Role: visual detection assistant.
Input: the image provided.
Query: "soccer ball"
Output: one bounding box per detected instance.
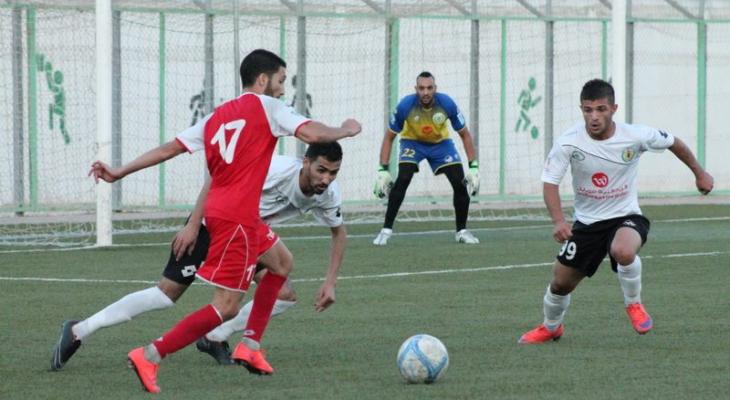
[396,334,449,384]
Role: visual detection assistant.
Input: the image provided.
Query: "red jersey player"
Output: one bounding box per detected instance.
[88,49,360,393]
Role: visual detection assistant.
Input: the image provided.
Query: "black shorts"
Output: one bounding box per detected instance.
[162,219,267,285]
[162,223,210,286]
[555,214,650,277]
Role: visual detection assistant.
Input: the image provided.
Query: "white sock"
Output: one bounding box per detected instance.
[617,255,642,305]
[205,299,296,342]
[73,286,174,342]
[144,343,162,364]
[543,286,570,332]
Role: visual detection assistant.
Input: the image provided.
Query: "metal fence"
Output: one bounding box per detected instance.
[2,1,728,220]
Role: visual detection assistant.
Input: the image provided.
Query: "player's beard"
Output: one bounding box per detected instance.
[264,80,274,97]
[313,184,327,194]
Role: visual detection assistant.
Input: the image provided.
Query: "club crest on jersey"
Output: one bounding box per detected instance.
[622,147,638,162]
[432,112,447,125]
[571,150,585,161]
[591,172,609,188]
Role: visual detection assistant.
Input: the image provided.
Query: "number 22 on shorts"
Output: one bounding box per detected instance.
[559,241,577,260]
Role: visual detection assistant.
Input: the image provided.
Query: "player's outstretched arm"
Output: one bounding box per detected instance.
[295,119,361,144]
[668,137,714,195]
[314,224,347,312]
[89,140,187,183]
[543,182,572,243]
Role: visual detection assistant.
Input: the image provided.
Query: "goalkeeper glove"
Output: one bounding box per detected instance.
[373,165,393,199]
[464,160,480,196]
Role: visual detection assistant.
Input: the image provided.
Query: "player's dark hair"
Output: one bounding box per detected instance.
[305,142,343,163]
[417,71,435,83]
[239,49,286,88]
[580,79,615,104]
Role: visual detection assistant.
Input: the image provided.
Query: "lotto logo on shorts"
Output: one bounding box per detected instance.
[591,172,609,188]
[181,265,197,277]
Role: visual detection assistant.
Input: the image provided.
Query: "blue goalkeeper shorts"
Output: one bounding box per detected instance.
[398,138,462,174]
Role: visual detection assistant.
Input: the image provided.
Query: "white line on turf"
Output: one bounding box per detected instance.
[2,215,727,254]
[0,224,549,254]
[0,250,726,286]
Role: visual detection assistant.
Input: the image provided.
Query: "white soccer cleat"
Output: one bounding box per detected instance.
[455,229,479,244]
[373,228,392,246]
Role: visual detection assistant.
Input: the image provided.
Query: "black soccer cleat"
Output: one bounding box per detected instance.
[50,320,81,371]
[196,337,234,365]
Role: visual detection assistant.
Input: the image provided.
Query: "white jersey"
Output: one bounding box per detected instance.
[260,155,343,228]
[542,122,674,224]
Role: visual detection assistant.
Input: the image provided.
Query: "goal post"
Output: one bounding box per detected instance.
[95,0,113,246]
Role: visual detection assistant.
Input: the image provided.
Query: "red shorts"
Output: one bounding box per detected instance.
[196,217,260,292]
[256,222,279,257]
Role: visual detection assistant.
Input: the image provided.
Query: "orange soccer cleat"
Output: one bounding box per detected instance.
[625,303,653,334]
[127,347,160,394]
[518,324,565,344]
[231,342,274,375]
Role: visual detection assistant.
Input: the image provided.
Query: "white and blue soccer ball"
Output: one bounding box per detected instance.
[396,334,449,384]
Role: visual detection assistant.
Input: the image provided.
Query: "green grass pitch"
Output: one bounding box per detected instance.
[1,204,728,399]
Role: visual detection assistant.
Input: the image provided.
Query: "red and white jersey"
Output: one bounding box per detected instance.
[542,121,675,224]
[176,93,310,224]
[260,155,343,227]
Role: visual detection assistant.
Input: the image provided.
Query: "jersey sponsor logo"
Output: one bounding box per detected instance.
[591,172,609,188]
[421,125,434,135]
[432,112,447,125]
[622,147,637,162]
[571,150,585,161]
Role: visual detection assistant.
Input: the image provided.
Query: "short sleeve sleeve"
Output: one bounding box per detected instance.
[541,141,571,185]
[261,95,311,138]
[439,94,466,131]
[642,126,675,152]
[175,113,211,153]
[388,97,410,133]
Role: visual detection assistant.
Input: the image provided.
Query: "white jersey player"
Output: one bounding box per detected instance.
[53,144,349,369]
[519,79,714,344]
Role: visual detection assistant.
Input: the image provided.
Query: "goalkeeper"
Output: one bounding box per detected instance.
[373,71,480,245]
